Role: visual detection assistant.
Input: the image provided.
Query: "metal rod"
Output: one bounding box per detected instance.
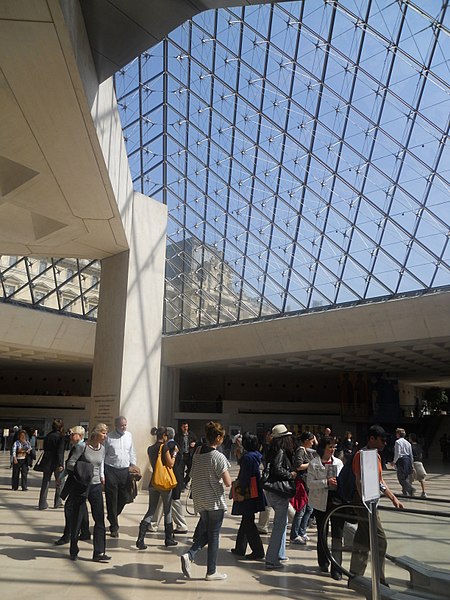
[367,500,381,600]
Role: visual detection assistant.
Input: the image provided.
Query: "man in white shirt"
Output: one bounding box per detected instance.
[104,416,139,537]
[393,428,414,496]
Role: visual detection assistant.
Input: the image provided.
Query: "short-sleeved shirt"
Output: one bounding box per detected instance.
[411,442,423,462]
[190,447,230,512]
[12,440,31,460]
[294,445,314,470]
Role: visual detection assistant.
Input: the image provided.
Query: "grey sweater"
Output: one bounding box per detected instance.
[82,444,105,484]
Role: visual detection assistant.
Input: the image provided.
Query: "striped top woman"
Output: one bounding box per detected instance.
[180,421,231,581]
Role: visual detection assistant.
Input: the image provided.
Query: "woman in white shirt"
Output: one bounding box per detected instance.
[307,436,344,580]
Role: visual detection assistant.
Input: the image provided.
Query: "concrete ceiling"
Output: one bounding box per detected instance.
[80,0,282,82]
[0,294,449,389]
[0,1,281,262]
[162,291,450,387]
[177,341,450,388]
[0,302,95,368]
[0,1,129,259]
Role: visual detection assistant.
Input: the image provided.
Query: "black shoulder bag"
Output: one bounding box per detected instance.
[262,450,296,498]
[73,449,94,487]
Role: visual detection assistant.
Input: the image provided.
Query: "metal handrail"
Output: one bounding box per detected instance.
[321,500,450,580]
[321,503,361,580]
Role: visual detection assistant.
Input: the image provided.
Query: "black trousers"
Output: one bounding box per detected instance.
[105,465,129,532]
[70,483,106,558]
[314,507,344,575]
[62,493,89,540]
[12,460,29,490]
[39,467,62,509]
[234,513,265,557]
[182,453,192,484]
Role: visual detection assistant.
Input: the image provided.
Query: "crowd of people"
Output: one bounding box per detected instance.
[6,418,430,584]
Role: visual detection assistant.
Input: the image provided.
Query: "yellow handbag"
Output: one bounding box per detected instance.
[152,443,177,491]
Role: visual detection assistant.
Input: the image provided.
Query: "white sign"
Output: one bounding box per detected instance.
[361,448,380,503]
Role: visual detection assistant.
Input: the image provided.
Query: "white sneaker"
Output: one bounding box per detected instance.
[302,534,310,541]
[291,536,306,545]
[421,492,428,498]
[181,553,192,578]
[205,572,227,580]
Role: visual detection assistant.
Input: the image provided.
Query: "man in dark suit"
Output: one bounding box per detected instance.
[175,422,197,486]
[38,418,65,510]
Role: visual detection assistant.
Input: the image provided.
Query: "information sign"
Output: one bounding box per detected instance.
[361,448,380,503]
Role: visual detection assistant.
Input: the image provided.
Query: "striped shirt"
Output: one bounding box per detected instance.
[190,448,230,512]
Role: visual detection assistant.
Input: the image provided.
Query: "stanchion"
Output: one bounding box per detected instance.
[366,499,381,600]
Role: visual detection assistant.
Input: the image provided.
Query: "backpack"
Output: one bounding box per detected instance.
[337,454,357,502]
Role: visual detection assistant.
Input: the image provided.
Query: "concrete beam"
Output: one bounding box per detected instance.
[162,291,450,367]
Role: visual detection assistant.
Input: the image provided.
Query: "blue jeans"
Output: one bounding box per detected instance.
[290,503,313,540]
[265,490,289,565]
[188,509,225,575]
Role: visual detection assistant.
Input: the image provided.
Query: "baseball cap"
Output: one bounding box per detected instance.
[271,424,292,438]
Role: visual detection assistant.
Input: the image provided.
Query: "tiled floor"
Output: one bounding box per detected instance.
[1,454,449,598]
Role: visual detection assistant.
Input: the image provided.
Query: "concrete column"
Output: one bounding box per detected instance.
[159,366,180,427]
[91,192,167,470]
[57,3,168,469]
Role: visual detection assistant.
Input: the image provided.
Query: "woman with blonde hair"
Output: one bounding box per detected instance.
[68,422,110,562]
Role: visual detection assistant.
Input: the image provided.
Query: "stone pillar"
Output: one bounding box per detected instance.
[159,366,180,427]
[57,2,168,470]
[91,192,167,471]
